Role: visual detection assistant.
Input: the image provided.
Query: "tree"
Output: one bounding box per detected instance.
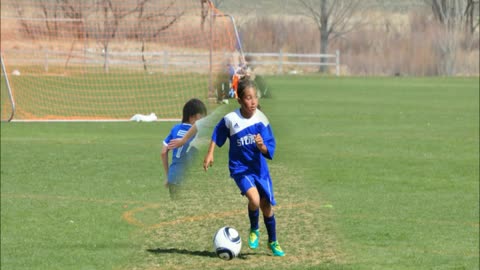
[39,0,59,37]
[200,0,224,31]
[465,0,479,34]
[135,0,184,72]
[57,0,93,69]
[200,0,209,31]
[424,0,477,75]
[298,0,362,73]
[13,2,33,37]
[428,0,479,34]
[94,0,140,73]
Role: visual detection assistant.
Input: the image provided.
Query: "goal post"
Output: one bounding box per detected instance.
[1,51,16,122]
[0,0,241,122]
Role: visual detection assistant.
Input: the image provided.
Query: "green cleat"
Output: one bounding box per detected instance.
[268,241,285,257]
[248,229,259,249]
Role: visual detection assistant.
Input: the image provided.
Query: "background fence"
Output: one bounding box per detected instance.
[246,50,340,76]
[3,49,341,76]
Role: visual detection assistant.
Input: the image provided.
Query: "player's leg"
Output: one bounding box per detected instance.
[260,198,276,244]
[168,184,178,200]
[260,198,285,256]
[256,178,285,257]
[167,164,183,200]
[234,175,261,249]
[244,187,261,249]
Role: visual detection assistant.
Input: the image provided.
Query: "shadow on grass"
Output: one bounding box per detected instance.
[147,248,216,258]
[146,248,259,260]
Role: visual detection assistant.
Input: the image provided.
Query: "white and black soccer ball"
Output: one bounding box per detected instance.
[213,226,242,260]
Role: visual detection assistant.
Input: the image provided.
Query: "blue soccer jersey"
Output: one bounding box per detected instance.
[163,123,197,184]
[163,123,197,162]
[212,109,276,180]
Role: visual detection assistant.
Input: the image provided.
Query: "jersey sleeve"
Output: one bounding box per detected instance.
[211,118,229,147]
[163,127,175,146]
[260,123,276,160]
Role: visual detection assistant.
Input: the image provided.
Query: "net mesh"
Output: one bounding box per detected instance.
[1,0,238,121]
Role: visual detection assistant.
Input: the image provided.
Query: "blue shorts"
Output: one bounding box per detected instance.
[232,174,276,206]
[168,162,187,185]
[167,147,198,185]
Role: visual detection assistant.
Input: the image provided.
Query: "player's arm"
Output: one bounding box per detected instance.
[168,124,198,149]
[161,144,170,187]
[203,140,216,171]
[255,124,276,159]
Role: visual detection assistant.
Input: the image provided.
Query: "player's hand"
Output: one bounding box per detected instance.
[168,138,183,149]
[254,134,264,147]
[203,154,214,171]
[164,180,169,188]
[254,134,268,153]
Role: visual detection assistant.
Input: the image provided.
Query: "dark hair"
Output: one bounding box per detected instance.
[237,77,262,110]
[182,98,207,123]
[237,77,256,99]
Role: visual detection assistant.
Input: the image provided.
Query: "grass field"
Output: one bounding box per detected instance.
[1,76,479,270]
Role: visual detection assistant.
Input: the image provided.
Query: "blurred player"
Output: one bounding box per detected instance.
[161,98,207,199]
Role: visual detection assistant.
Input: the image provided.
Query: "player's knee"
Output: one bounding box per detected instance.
[260,199,272,216]
[248,197,260,210]
[249,203,260,212]
[245,188,260,209]
[248,197,260,209]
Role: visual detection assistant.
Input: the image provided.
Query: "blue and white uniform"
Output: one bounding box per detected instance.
[211,109,277,205]
[163,123,198,185]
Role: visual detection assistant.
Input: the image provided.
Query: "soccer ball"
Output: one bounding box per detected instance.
[213,226,242,260]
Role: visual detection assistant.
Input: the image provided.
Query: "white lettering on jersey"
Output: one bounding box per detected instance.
[237,134,256,147]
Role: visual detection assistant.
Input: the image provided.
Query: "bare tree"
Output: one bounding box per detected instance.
[39,0,59,37]
[298,0,363,72]
[200,0,225,31]
[95,0,141,73]
[135,0,184,72]
[429,0,466,27]
[428,0,479,33]
[200,0,209,31]
[55,0,92,68]
[465,0,479,34]
[13,2,33,38]
[59,0,91,21]
[424,0,474,75]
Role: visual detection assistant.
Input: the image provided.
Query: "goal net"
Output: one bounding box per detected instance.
[1,0,240,121]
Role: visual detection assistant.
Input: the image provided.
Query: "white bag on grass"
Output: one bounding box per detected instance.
[130,113,157,122]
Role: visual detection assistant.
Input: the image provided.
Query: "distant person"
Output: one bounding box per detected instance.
[227,61,238,98]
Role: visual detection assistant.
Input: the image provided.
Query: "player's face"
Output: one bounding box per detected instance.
[238,87,258,118]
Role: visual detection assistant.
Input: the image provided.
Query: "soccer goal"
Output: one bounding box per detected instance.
[0,0,243,122]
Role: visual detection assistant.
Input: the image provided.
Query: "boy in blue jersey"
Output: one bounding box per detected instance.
[203,78,285,257]
[161,98,207,199]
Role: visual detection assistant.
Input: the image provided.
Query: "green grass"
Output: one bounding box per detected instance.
[1,76,479,270]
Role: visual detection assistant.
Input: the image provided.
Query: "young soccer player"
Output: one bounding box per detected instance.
[170,76,284,256]
[161,98,207,199]
[204,77,284,256]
